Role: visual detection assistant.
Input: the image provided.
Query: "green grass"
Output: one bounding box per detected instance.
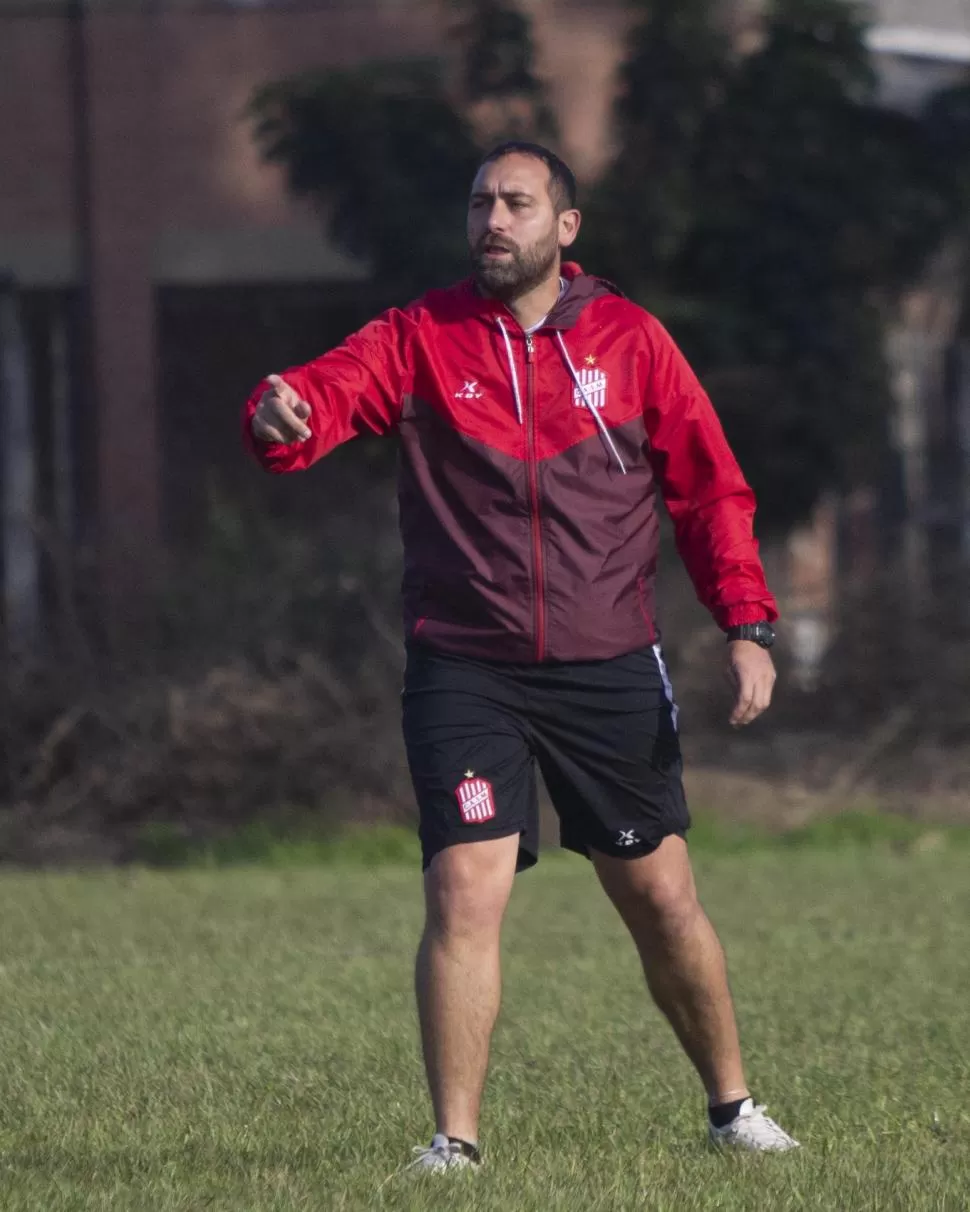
[0,848,968,1209]
[132,811,970,870]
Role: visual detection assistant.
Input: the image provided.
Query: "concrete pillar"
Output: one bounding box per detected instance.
[887,327,930,614]
[785,494,838,692]
[84,7,160,590]
[0,277,41,652]
[957,340,970,561]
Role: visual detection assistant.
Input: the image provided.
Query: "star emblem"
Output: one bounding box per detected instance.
[584,354,597,367]
[464,770,475,779]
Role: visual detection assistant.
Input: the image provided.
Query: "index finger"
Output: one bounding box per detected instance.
[265,373,299,398]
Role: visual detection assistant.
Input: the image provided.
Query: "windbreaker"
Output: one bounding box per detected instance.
[243,262,778,663]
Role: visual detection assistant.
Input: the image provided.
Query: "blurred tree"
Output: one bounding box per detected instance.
[250,60,480,300]
[450,0,557,143]
[924,79,970,216]
[678,0,959,530]
[591,0,962,532]
[582,0,730,305]
[250,2,557,301]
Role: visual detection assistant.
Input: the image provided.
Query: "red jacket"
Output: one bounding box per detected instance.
[243,262,777,663]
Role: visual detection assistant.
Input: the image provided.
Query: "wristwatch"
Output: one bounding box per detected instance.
[725,621,775,649]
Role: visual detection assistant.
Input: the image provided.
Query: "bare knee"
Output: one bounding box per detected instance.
[625,873,699,941]
[424,836,518,942]
[595,838,702,941]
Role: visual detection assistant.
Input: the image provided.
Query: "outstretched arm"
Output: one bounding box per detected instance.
[242,306,417,473]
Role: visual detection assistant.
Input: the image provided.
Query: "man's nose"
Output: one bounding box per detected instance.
[486,203,510,231]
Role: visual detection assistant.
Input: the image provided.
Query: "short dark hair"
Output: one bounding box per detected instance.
[478,141,578,213]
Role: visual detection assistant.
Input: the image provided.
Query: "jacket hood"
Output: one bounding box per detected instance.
[545,262,625,330]
[441,262,624,332]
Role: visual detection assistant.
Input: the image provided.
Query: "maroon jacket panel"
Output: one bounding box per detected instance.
[537,418,660,662]
[398,391,534,660]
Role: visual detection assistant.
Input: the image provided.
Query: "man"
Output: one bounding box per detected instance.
[243,141,798,1167]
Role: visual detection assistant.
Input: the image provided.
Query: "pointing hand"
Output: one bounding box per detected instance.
[251,374,312,444]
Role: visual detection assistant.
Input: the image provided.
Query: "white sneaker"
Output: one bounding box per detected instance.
[709,1099,800,1152]
[404,1133,482,1174]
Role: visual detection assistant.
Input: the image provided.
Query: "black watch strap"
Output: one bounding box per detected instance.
[726,621,775,649]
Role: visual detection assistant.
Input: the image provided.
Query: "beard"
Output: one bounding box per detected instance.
[471,229,560,301]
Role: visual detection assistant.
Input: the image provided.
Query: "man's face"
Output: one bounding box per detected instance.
[467,154,579,300]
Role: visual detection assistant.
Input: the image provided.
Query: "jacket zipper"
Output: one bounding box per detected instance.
[525,333,546,661]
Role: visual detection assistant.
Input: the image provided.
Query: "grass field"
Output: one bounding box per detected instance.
[0,838,968,1210]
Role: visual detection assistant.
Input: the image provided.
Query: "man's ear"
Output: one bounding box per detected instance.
[559,208,581,249]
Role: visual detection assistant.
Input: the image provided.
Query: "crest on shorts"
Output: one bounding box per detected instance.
[573,356,608,411]
[455,773,496,823]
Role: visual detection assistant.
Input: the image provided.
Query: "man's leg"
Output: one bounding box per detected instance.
[416,833,520,1144]
[591,835,747,1105]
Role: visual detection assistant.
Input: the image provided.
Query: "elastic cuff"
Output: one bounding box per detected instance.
[717,603,779,629]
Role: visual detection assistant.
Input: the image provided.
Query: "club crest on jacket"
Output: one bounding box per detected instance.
[573,358,608,411]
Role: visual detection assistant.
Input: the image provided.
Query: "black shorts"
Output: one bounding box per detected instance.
[402,642,690,872]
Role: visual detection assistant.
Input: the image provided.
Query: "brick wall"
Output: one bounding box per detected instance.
[0,0,629,559]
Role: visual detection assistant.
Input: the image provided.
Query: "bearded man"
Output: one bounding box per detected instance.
[244,141,798,1168]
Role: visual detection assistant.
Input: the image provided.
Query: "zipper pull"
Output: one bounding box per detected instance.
[526,335,535,363]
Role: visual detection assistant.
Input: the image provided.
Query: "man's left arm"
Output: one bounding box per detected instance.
[641,315,777,727]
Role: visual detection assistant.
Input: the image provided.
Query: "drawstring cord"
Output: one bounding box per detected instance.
[495,316,524,425]
[555,332,627,474]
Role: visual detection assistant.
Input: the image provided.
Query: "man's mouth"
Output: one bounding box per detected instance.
[480,242,514,258]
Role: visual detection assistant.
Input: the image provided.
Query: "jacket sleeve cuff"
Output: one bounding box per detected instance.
[241,384,303,472]
[717,601,780,630]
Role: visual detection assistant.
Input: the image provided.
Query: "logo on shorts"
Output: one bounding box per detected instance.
[456,772,496,823]
[617,829,641,847]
